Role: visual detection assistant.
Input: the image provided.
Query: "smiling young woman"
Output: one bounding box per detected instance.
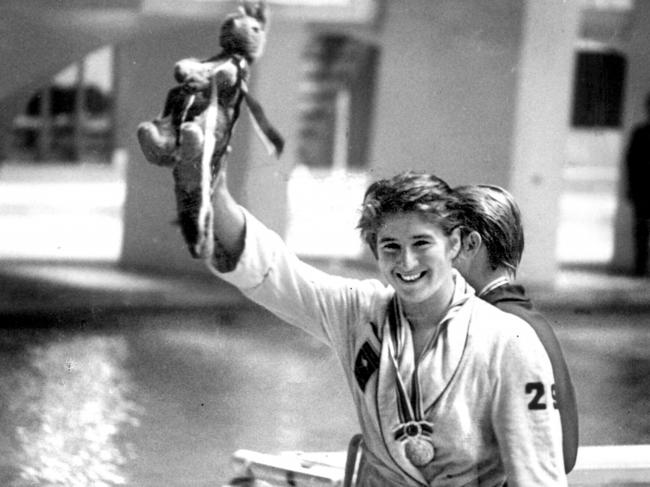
[362,174,464,341]
[376,213,459,311]
[161,149,567,485]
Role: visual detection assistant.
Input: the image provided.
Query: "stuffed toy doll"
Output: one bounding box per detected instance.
[137,0,283,259]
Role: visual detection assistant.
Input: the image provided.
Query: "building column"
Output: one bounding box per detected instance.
[510,0,581,286]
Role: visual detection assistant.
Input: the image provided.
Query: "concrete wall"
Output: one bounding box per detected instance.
[118,21,225,274]
[117,0,581,286]
[339,0,579,286]
[235,20,308,237]
[119,0,529,274]
[510,0,581,284]
[369,0,523,187]
[0,1,630,285]
[0,5,138,101]
[0,6,138,157]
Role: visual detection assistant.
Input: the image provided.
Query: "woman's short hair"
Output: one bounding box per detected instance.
[454,184,524,274]
[357,171,462,257]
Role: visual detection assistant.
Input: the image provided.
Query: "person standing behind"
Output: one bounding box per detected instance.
[452,184,579,473]
[625,93,650,276]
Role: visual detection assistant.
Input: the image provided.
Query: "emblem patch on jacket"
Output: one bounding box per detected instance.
[354,341,380,392]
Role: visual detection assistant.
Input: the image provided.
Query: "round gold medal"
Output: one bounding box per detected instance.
[404,430,435,467]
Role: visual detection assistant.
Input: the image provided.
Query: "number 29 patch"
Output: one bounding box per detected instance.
[525,382,558,410]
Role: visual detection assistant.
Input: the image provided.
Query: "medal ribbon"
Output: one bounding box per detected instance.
[376,271,473,472]
[386,297,439,441]
[386,291,469,441]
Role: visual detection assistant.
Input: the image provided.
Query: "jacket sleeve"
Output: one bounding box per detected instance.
[497,302,579,473]
[491,319,567,486]
[206,207,386,350]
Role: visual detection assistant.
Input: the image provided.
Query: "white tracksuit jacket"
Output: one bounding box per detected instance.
[209,209,566,487]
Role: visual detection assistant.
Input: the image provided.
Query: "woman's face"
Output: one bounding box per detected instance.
[376,212,460,308]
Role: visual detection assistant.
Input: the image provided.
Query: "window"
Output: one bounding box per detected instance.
[297,33,379,169]
[286,33,379,258]
[571,50,626,128]
[9,46,115,163]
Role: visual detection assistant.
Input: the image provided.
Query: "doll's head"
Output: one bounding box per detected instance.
[220,0,268,63]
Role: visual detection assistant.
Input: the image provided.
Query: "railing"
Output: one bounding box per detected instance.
[227,444,650,486]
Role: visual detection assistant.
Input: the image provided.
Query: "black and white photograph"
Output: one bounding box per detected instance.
[0,0,649,485]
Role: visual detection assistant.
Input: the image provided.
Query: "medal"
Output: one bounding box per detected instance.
[405,436,435,467]
[383,291,471,471]
[394,420,435,467]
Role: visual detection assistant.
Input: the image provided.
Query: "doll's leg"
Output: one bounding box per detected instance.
[172,121,214,258]
[137,117,177,167]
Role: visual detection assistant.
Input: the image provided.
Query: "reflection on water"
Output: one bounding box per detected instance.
[0,307,647,486]
[0,330,140,486]
[551,314,650,446]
